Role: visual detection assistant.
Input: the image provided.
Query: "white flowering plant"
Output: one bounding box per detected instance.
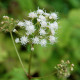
[0,8,74,80]
[13,8,58,47]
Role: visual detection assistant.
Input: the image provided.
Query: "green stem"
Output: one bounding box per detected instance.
[10,31,56,80]
[28,50,33,80]
[32,71,56,79]
[10,31,28,76]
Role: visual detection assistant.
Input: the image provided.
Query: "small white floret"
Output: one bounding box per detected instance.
[29,12,37,18]
[17,21,24,27]
[51,30,55,35]
[49,13,58,20]
[39,28,46,35]
[37,9,44,14]
[53,21,58,29]
[44,12,50,17]
[24,20,33,26]
[49,36,56,44]
[40,21,47,27]
[37,15,46,22]
[15,38,20,43]
[49,21,58,30]
[49,16,53,19]
[39,15,46,21]
[40,39,47,46]
[26,25,36,34]
[3,16,9,19]
[32,37,39,44]
[20,36,28,45]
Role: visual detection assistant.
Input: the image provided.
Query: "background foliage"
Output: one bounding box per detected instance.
[0,0,80,80]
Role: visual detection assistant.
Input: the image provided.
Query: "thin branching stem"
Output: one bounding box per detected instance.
[10,31,28,76]
[32,71,56,79]
[28,50,33,80]
[10,31,56,80]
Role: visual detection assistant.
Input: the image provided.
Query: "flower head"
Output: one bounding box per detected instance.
[37,9,44,14]
[32,37,39,44]
[39,28,46,35]
[14,8,58,47]
[49,36,56,44]
[49,13,58,20]
[40,21,47,27]
[40,39,47,46]
[49,21,58,30]
[20,36,28,45]
[26,25,36,34]
[24,20,33,26]
[17,21,24,27]
[55,60,74,78]
[37,15,46,22]
[44,12,50,17]
[29,12,37,18]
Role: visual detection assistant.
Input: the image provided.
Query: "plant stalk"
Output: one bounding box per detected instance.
[10,31,28,76]
[32,71,56,79]
[28,50,33,80]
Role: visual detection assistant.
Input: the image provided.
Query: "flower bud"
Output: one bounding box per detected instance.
[31,47,34,51]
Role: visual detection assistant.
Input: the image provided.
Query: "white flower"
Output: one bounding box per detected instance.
[40,21,47,27]
[20,36,28,45]
[39,28,46,35]
[15,8,58,46]
[37,18,41,22]
[15,38,19,43]
[24,20,33,26]
[49,15,53,19]
[53,21,58,29]
[3,16,9,19]
[37,15,46,22]
[49,13,58,20]
[32,37,39,44]
[51,30,55,35]
[13,29,16,32]
[44,12,50,17]
[26,33,29,36]
[37,9,44,14]
[48,23,54,29]
[49,21,58,30]
[17,21,24,27]
[39,15,46,21]
[29,12,37,18]
[40,39,47,46]
[49,36,56,44]
[26,25,35,34]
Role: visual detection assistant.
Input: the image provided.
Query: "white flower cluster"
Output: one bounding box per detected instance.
[13,8,58,46]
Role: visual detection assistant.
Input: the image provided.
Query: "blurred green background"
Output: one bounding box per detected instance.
[0,0,80,80]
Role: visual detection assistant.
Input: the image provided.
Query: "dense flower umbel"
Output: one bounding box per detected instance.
[13,8,58,46]
[55,60,74,78]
